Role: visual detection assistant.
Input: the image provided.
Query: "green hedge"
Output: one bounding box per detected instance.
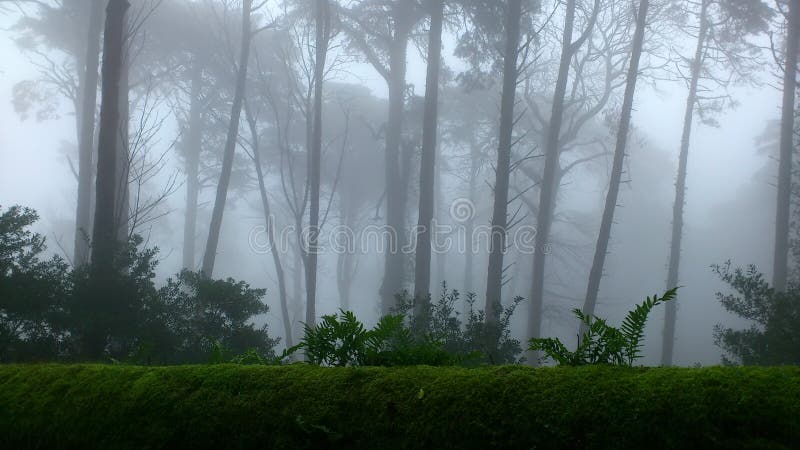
[0,365,797,449]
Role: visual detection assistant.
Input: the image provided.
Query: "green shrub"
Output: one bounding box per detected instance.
[396,284,523,364]
[529,289,677,366]
[713,262,800,365]
[0,364,797,449]
[0,205,278,363]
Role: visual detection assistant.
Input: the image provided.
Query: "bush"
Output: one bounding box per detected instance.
[396,284,524,364]
[0,364,797,449]
[0,205,278,363]
[713,262,800,365]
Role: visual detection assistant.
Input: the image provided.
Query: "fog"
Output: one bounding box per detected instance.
[0,0,789,366]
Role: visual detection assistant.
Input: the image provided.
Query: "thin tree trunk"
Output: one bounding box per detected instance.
[114,22,130,243]
[201,0,253,278]
[434,151,446,292]
[182,61,203,270]
[88,0,129,358]
[662,0,708,366]
[379,4,412,314]
[485,0,523,352]
[528,0,594,363]
[581,0,649,336]
[292,246,303,342]
[74,0,103,267]
[336,200,356,310]
[306,0,330,328]
[463,138,479,297]
[413,0,444,315]
[773,0,800,292]
[246,105,294,349]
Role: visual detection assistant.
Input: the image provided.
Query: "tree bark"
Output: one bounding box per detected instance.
[201,0,253,278]
[336,199,356,310]
[305,0,330,328]
[528,0,598,363]
[379,2,413,314]
[88,0,129,358]
[246,105,294,349]
[463,138,479,298]
[413,0,444,314]
[74,0,104,267]
[182,61,203,270]
[528,0,578,350]
[773,0,800,292]
[114,17,130,243]
[662,0,708,366]
[485,0,523,348]
[581,0,649,336]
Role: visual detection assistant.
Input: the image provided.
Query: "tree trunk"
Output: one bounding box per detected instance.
[379,4,412,315]
[463,138,479,297]
[182,61,203,270]
[201,0,253,278]
[305,0,330,328]
[413,0,444,314]
[523,0,601,365]
[434,149,446,292]
[336,199,356,310]
[773,0,800,292]
[485,0,523,350]
[528,0,579,362]
[74,0,104,267]
[662,0,708,366]
[88,0,129,358]
[581,0,649,336]
[246,105,294,349]
[114,19,130,243]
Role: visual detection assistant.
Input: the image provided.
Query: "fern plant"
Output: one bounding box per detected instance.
[300,310,368,366]
[529,288,678,366]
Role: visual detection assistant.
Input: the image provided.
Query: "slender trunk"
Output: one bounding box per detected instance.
[292,246,303,342]
[413,0,444,315]
[662,0,708,366]
[581,0,649,336]
[528,0,578,361]
[463,138,479,296]
[774,0,800,292]
[74,0,103,267]
[434,151,446,291]
[114,23,130,243]
[88,0,129,358]
[182,61,203,270]
[336,200,356,310]
[306,0,330,328]
[379,4,412,314]
[201,0,253,277]
[485,0,523,352]
[246,106,294,349]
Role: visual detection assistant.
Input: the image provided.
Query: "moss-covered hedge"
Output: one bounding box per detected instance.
[0,364,797,449]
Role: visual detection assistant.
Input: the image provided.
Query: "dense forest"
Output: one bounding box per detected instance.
[0,0,798,369]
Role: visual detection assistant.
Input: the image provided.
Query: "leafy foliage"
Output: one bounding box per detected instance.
[0,206,71,361]
[529,288,678,366]
[296,310,454,367]
[1,365,798,449]
[397,284,524,365]
[0,205,278,364]
[712,261,800,365]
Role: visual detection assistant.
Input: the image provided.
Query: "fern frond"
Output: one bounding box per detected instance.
[620,288,678,364]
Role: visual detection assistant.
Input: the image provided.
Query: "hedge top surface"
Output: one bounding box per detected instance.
[0,364,798,449]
